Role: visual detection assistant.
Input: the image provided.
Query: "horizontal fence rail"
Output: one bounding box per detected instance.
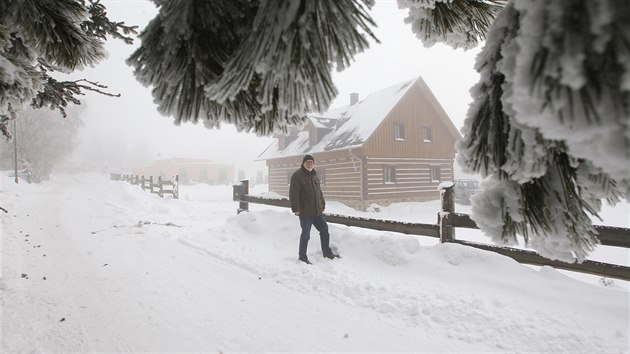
[593,225,630,248]
[233,180,630,281]
[326,214,439,238]
[241,195,440,238]
[450,240,630,281]
[448,213,630,249]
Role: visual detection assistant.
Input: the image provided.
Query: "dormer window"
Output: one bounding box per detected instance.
[308,119,334,146]
[277,128,299,149]
[394,124,405,141]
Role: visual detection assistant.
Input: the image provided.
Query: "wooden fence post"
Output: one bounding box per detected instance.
[158,176,164,197]
[438,183,455,243]
[173,175,179,199]
[234,180,249,214]
[239,180,249,213]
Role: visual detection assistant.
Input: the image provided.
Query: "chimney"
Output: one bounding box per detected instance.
[350,92,359,105]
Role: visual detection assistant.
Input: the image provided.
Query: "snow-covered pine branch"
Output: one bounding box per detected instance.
[127,0,378,135]
[0,0,137,137]
[397,0,506,50]
[32,59,121,118]
[457,0,629,262]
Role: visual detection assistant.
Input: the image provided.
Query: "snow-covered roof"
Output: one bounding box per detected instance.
[258,78,418,160]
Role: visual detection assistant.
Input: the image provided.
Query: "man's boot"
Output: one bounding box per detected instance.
[323,251,340,259]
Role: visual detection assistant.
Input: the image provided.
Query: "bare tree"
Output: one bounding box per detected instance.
[0,105,83,182]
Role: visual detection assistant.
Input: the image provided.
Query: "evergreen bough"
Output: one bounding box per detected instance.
[0,0,137,137]
[127,0,379,135]
[456,0,629,262]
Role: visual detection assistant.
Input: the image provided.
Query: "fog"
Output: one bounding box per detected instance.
[64,0,479,180]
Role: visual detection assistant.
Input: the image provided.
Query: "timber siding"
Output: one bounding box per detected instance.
[365,157,453,203]
[318,157,363,202]
[267,150,365,204]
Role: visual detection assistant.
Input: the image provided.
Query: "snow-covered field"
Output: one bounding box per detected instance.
[1,173,628,353]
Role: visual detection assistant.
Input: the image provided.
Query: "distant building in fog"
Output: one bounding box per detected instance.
[133,158,234,185]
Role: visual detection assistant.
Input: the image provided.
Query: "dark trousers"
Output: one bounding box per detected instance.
[298,214,331,259]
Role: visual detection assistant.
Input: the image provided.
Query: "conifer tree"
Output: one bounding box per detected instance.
[451,0,629,262]
[127,0,380,134]
[0,0,137,137]
[397,0,505,49]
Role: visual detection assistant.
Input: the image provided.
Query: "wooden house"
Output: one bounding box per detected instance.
[133,158,234,185]
[257,77,461,209]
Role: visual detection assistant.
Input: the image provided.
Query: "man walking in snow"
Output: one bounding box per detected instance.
[289,154,339,264]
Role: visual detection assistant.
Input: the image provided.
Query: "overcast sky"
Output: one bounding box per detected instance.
[69,0,480,177]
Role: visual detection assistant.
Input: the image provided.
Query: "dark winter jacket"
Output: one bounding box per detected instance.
[289,166,325,217]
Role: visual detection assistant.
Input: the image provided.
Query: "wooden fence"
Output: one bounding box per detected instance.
[112,174,179,199]
[232,180,630,281]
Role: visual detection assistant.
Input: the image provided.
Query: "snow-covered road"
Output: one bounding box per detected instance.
[2,174,628,353]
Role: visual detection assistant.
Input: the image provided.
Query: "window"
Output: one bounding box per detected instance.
[394,124,405,140]
[430,166,441,182]
[383,166,396,183]
[423,126,432,142]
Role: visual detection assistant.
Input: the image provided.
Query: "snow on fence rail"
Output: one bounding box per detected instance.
[111,173,179,199]
[233,180,630,281]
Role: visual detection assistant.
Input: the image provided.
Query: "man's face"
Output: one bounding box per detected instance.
[303,160,314,171]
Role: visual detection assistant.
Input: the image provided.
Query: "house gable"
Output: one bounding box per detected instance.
[363,77,461,159]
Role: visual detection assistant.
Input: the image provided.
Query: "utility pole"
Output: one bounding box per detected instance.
[12,111,18,184]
